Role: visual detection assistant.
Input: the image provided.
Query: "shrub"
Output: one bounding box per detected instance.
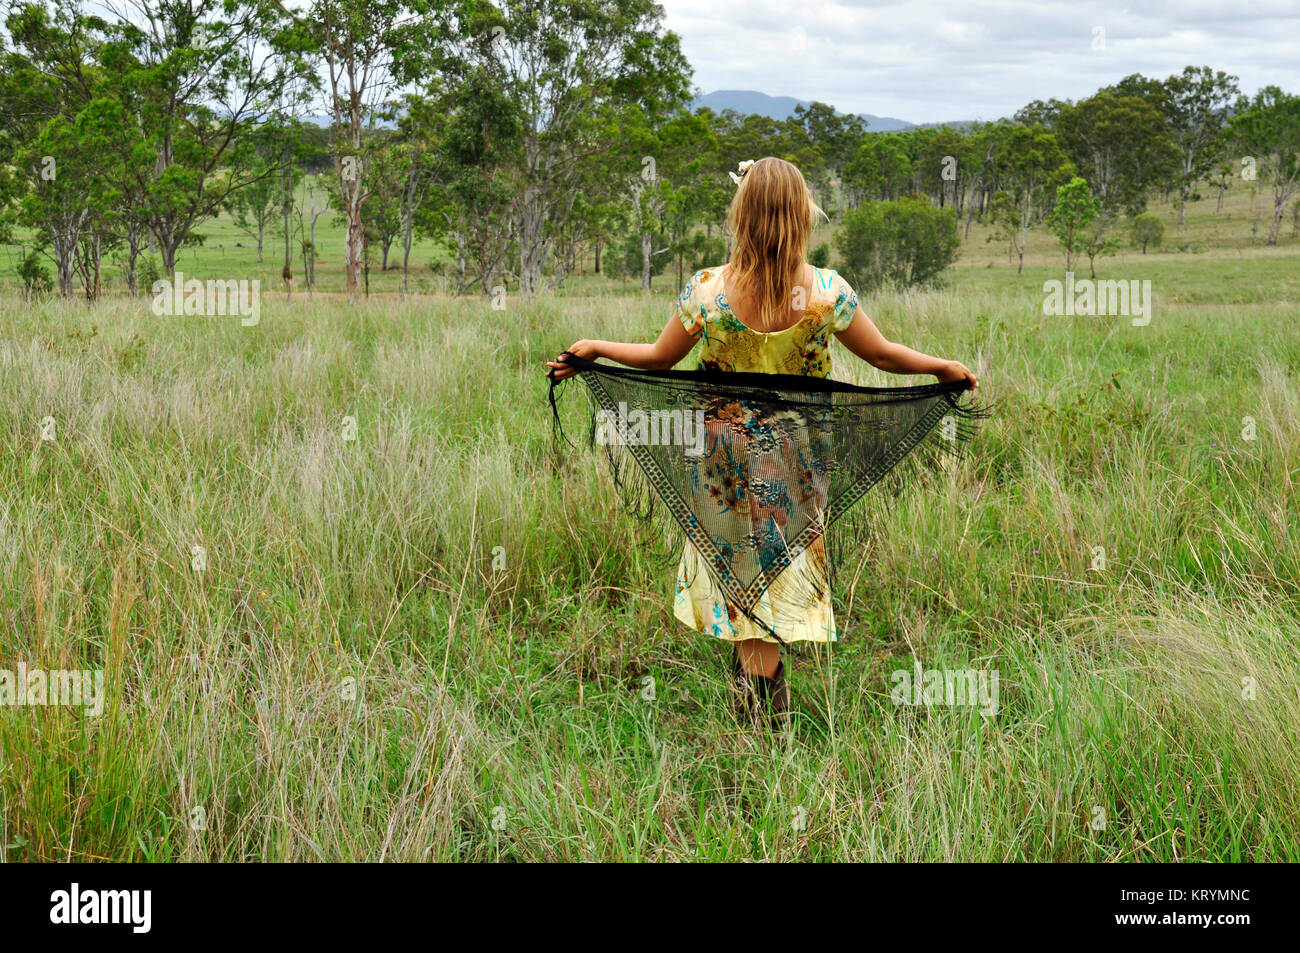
[138,255,163,294]
[1130,213,1164,253]
[808,242,830,269]
[17,250,52,299]
[834,198,959,292]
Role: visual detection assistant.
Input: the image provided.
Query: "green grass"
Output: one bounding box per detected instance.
[1,189,1299,861]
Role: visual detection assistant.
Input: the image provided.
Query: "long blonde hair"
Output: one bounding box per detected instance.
[726,157,828,330]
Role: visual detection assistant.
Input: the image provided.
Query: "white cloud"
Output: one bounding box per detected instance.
[660,0,1300,122]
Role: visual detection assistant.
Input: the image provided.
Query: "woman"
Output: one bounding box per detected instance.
[547,157,977,723]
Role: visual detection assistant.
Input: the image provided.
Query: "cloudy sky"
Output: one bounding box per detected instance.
[660,0,1300,124]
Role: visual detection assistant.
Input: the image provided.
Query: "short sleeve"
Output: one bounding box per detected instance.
[675,271,704,337]
[829,272,859,332]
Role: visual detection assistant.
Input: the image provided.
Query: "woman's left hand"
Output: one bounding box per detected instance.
[935,360,978,390]
[545,340,601,380]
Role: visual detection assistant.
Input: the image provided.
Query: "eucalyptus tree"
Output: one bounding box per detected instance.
[1230,86,1300,246]
[986,123,1073,273]
[1159,67,1240,225]
[286,0,433,298]
[427,67,522,296]
[1055,92,1179,219]
[388,91,441,294]
[96,0,304,275]
[433,0,691,297]
[2,1,105,294]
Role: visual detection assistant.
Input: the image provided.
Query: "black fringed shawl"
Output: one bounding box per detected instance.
[549,353,991,643]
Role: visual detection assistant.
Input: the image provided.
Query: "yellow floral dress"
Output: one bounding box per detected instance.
[671,264,860,644]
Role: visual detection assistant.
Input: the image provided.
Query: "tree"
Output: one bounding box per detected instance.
[1014,98,1069,129]
[294,176,329,291]
[428,67,522,296]
[293,0,431,299]
[915,126,971,209]
[1046,177,1099,272]
[1054,93,1179,276]
[658,112,721,290]
[986,124,1073,273]
[15,114,101,295]
[843,133,913,205]
[435,0,691,296]
[1129,213,1164,253]
[228,151,279,263]
[388,92,441,294]
[1230,86,1300,246]
[1159,66,1239,225]
[793,100,865,211]
[960,122,1014,238]
[614,108,717,291]
[3,1,107,296]
[1056,92,1180,219]
[356,129,406,271]
[96,0,302,275]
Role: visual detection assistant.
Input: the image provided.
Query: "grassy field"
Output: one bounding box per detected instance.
[1,187,1298,861]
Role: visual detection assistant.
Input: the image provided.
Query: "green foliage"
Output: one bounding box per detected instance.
[16,248,52,298]
[683,232,726,272]
[986,124,1076,272]
[835,197,960,291]
[1055,91,1181,217]
[808,242,830,268]
[1046,177,1100,270]
[1229,85,1300,244]
[1130,213,1165,252]
[137,255,163,294]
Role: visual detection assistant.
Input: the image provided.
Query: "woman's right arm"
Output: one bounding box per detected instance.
[834,307,978,388]
[545,315,698,380]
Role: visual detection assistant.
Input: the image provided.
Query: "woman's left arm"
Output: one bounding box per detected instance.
[834,307,978,388]
[545,316,697,380]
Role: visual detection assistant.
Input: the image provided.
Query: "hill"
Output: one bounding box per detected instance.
[691,88,915,131]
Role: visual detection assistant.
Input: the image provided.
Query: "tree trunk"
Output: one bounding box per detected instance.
[54,234,76,297]
[281,160,293,271]
[401,167,418,296]
[309,212,322,287]
[1267,197,1284,246]
[518,181,546,296]
[343,173,363,299]
[126,237,140,296]
[641,231,652,290]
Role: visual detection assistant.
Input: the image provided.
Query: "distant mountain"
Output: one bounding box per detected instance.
[691,89,916,132]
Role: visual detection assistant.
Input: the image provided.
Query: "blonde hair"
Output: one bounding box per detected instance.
[725,157,828,330]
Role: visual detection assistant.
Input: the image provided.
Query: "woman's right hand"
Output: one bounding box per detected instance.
[545,339,601,380]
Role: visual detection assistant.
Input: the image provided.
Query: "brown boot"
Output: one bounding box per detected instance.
[761,660,790,726]
[730,650,789,728]
[730,648,757,721]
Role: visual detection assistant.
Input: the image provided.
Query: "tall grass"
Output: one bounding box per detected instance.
[1,236,1298,861]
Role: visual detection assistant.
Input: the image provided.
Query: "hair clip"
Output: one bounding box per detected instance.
[728,159,756,186]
